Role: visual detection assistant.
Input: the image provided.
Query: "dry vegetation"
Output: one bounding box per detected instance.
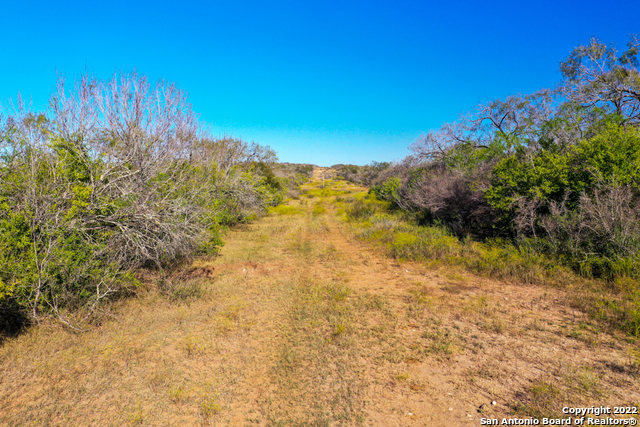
[1,173,639,426]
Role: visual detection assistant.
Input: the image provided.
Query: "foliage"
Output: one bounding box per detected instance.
[485,122,640,277]
[312,202,327,216]
[332,161,391,186]
[363,35,640,283]
[0,73,284,328]
[345,197,380,221]
[370,177,401,204]
[271,162,313,198]
[398,162,500,238]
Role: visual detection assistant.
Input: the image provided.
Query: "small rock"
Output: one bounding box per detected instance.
[491,401,497,405]
[449,407,453,411]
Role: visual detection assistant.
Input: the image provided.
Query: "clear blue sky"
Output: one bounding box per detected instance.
[1,0,638,166]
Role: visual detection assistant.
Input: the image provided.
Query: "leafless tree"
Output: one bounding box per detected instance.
[192,137,277,173]
[560,35,640,124]
[410,89,560,163]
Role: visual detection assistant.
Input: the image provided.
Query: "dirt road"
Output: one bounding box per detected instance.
[1,174,638,426]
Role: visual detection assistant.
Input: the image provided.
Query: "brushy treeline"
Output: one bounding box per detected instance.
[340,36,640,282]
[0,72,292,330]
[272,162,315,198]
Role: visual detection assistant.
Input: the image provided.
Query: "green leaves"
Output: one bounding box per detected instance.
[486,148,576,211]
[483,122,640,278]
[486,123,640,213]
[0,72,285,327]
[575,123,640,187]
[370,177,401,203]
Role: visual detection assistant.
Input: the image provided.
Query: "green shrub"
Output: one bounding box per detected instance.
[370,177,401,203]
[0,73,284,328]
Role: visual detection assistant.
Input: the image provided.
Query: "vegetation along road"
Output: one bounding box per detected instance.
[1,173,638,426]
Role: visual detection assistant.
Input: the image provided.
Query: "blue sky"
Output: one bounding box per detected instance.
[1,0,638,166]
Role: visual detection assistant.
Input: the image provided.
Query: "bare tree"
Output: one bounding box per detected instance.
[410,90,560,163]
[560,35,640,124]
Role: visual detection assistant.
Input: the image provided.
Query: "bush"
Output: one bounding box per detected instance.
[398,162,500,238]
[370,177,401,204]
[345,199,379,221]
[0,73,282,328]
[486,124,640,278]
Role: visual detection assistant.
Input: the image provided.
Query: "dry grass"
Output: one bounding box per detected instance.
[1,171,639,426]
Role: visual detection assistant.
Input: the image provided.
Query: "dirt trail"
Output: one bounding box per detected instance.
[1,173,638,426]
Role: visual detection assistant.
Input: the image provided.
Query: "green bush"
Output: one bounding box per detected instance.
[370,177,401,204]
[485,123,640,278]
[0,73,284,328]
